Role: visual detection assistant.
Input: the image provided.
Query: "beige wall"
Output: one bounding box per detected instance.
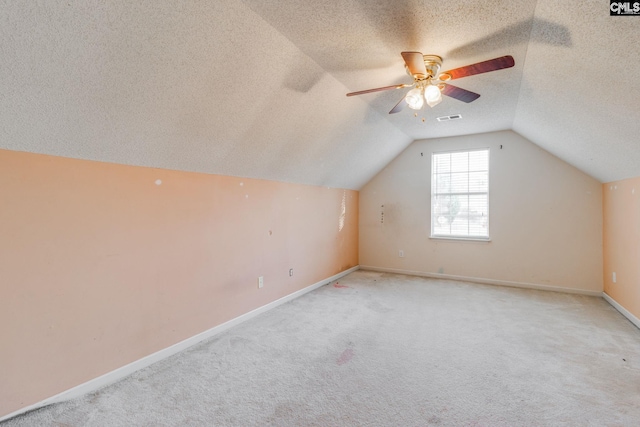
[0,149,358,418]
[603,177,640,319]
[360,130,602,292]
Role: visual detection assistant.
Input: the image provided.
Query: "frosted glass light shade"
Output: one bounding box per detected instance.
[425,84,442,107]
[405,88,424,110]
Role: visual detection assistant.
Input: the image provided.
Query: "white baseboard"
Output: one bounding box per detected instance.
[603,292,640,330]
[0,265,359,423]
[359,265,603,296]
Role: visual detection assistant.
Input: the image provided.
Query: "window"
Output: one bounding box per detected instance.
[431,148,489,240]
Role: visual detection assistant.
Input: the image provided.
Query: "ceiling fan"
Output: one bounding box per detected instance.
[346,52,514,114]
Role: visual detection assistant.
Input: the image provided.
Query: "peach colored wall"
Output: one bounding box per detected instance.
[0,149,358,418]
[360,130,603,292]
[603,178,640,319]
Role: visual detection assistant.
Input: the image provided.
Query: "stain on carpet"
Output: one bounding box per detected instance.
[336,349,354,365]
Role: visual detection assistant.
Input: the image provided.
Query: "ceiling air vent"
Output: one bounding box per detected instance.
[436,114,462,122]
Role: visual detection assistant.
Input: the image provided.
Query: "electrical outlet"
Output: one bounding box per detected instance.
[258,276,264,288]
[613,272,617,283]
[399,250,404,258]
[289,268,294,277]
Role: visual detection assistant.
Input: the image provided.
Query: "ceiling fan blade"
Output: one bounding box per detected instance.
[441,84,481,103]
[346,84,410,97]
[401,51,427,78]
[440,55,514,80]
[389,95,407,114]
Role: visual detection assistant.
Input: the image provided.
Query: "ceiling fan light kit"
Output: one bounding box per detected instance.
[346,52,515,115]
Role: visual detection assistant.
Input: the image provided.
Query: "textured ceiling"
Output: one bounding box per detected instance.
[1,1,639,189]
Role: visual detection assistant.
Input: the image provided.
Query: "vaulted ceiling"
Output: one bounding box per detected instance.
[2,1,639,190]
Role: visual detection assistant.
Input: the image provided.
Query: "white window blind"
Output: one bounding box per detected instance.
[431,149,489,239]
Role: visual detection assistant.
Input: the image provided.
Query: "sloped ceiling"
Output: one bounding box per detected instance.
[1,1,639,189]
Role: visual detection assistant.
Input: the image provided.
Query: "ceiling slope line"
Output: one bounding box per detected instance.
[512,0,541,129]
[239,1,415,141]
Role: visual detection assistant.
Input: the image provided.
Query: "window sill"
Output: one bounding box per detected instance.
[429,236,491,242]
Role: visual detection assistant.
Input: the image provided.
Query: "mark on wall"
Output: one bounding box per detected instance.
[339,190,346,232]
[380,204,399,224]
[155,179,162,185]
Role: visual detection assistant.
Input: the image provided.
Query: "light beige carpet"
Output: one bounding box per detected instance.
[4,271,640,426]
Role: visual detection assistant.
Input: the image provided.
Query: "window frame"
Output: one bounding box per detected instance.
[430,148,491,241]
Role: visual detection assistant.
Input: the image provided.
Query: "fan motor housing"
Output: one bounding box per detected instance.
[422,55,442,78]
[406,54,443,80]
